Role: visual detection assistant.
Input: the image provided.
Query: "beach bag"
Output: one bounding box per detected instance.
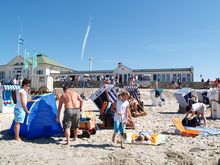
[182,116,200,127]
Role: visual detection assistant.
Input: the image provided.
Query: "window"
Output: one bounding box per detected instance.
[153,74,157,81]
[178,74,181,81]
[0,72,5,80]
[166,74,170,82]
[14,63,24,66]
[173,74,177,81]
[187,74,191,82]
[142,74,151,81]
[39,77,45,82]
[36,70,44,75]
[138,75,142,81]
[162,74,166,82]
[182,74,186,82]
[157,74,161,82]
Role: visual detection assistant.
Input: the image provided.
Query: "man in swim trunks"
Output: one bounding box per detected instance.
[56,84,83,145]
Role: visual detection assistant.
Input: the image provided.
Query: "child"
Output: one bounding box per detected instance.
[112,91,129,149]
[185,102,207,126]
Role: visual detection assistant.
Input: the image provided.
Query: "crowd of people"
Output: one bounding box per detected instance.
[12,78,213,149]
[12,79,147,148]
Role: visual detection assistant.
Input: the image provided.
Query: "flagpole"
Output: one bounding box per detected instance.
[32,49,34,78]
[17,34,21,55]
[23,49,26,79]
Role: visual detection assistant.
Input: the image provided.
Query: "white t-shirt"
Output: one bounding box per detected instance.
[192,103,203,112]
[15,89,27,109]
[114,100,129,122]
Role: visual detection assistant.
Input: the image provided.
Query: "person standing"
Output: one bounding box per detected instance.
[56,84,83,145]
[112,91,129,149]
[14,79,34,140]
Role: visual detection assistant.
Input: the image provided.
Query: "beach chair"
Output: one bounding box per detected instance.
[172,117,201,137]
[125,86,147,116]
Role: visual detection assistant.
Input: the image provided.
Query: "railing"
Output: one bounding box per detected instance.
[53,81,102,88]
[54,80,210,89]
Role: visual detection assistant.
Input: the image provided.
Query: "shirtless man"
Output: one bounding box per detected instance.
[56,84,83,145]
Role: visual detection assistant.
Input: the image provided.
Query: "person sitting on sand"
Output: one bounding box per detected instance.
[185,102,207,126]
[14,79,35,141]
[125,92,136,129]
[56,83,83,145]
[111,91,129,149]
[129,95,141,117]
[129,94,147,116]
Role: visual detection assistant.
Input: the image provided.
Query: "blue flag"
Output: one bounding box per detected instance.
[19,38,24,44]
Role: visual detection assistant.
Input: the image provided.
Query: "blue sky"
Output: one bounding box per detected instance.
[0,0,220,81]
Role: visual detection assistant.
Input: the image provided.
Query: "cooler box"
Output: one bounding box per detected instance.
[80,118,96,130]
[174,88,193,108]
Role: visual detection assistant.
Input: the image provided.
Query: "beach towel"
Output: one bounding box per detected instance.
[124,130,166,145]
[185,126,220,136]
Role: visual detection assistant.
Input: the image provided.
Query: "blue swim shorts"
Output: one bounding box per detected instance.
[114,120,125,135]
[14,107,26,123]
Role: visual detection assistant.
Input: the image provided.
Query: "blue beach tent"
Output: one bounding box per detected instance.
[9,93,63,139]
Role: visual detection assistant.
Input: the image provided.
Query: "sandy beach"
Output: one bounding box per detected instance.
[0,88,220,165]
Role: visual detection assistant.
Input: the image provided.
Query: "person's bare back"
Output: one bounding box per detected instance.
[56,85,83,144]
[61,90,82,109]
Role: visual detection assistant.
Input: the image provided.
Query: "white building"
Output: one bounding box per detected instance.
[62,62,194,85]
[0,54,73,90]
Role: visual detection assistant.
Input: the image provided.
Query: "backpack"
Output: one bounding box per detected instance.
[182,116,200,127]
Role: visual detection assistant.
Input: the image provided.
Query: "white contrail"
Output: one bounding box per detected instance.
[17,15,23,33]
[81,17,92,62]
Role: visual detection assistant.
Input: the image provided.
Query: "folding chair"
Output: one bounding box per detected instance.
[172,117,201,137]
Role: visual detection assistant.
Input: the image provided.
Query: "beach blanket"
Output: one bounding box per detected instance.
[185,126,220,136]
[173,117,220,137]
[124,130,166,145]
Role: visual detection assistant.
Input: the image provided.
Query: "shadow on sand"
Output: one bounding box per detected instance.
[0,129,14,141]
[161,131,177,136]
[144,104,155,107]
[0,128,60,145]
[159,112,179,115]
[73,143,116,150]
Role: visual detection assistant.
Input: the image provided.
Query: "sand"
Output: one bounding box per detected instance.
[0,89,220,165]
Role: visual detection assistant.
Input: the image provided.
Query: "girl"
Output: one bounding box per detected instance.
[112,91,129,149]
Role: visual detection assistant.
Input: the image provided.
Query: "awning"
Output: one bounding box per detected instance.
[2,85,21,91]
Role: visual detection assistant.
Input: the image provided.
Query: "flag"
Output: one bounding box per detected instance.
[24,49,29,70]
[18,34,24,44]
[32,49,38,69]
[18,38,24,44]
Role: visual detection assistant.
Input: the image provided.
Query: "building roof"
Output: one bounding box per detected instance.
[1,54,73,71]
[35,54,72,70]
